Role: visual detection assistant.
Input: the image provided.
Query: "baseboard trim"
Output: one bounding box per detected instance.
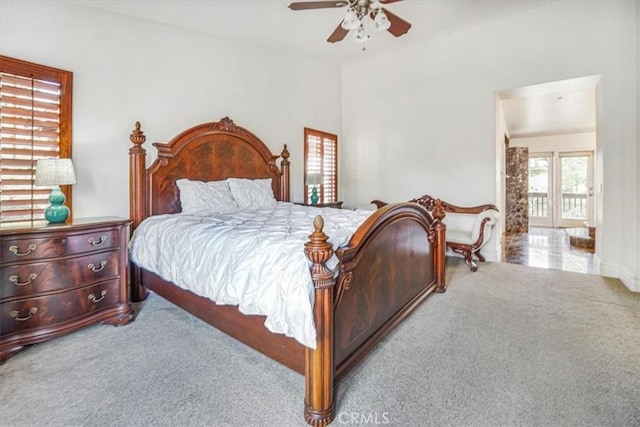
[593,254,618,277]
[594,255,639,293]
[619,265,640,293]
[488,243,502,263]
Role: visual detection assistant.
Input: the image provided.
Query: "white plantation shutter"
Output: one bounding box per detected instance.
[0,56,72,224]
[304,128,337,204]
[321,136,336,203]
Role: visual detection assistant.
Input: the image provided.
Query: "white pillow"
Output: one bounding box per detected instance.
[227,178,277,209]
[176,178,238,214]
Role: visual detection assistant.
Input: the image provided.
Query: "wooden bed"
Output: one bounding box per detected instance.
[128,117,447,426]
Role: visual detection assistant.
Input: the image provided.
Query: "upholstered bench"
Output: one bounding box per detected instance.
[372,195,499,271]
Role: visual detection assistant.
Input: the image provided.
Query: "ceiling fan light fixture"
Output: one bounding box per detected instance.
[288,0,412,46]
[341,8,361,30]
[373,9,391,32]
[351,25,369,43]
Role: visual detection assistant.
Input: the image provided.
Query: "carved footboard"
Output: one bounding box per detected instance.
[304,203,446,425]
[334,202,446,372]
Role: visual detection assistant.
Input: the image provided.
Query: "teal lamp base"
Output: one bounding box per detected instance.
[310,186,319,205]
[44,187,69,223]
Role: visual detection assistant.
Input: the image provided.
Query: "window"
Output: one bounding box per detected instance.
[304,128,337,204]
[0,56,72,224]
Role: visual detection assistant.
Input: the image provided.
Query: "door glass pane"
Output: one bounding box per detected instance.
[561,156,588,220]
[528,157,549,218]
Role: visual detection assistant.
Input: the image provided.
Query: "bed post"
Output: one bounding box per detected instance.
[432,199,447,292]
[303,216,335,426]
[280,144,290,202]
[129,121,148,302]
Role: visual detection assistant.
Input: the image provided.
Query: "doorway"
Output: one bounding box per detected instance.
[529,151,594,228]
[496,75,600,274]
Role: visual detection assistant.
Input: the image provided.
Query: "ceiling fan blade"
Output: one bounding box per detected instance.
[382,7,411,37]
[288,1,349,10]
[327,22,349,43]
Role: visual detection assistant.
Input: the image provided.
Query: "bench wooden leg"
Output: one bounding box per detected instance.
[448,243,478,272]
[463,251,478,272]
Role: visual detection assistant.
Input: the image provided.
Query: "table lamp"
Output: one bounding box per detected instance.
[306,172,323,205]
[35,158,76,223]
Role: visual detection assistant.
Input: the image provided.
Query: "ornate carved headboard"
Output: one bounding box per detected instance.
[129,117,290,231]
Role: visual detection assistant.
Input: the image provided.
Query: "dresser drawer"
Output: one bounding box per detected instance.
[1,228,120,263]
[0,279,122,336]
[1,250,121,300]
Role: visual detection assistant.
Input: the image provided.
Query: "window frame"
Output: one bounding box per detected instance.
[304,127,338,205]
[1,55,73,224]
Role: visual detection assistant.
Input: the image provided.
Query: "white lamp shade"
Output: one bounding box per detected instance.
[341,8,361,30]
[374,9,391,31]
[35,158,77,186]
[306,172,324,186]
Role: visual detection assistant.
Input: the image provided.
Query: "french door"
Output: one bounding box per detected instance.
[558,152,594,227]
[528,151,593,228]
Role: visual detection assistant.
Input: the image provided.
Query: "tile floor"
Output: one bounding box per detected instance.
[502,226,596,275]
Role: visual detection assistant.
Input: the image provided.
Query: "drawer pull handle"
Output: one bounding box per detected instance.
[9,273,38,286]
[88,290,107,303]
[10,307,38,321]
[87,235,107,246]
[9,244,37,257]
[88,260,107,272]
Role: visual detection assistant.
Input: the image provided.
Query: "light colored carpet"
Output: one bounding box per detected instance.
[1,259,639,426]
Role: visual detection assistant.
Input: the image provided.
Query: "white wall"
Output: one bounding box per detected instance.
[342,0,638,288]
[0,1,342,218]
[634,0,640,291]
[615,0,638,291]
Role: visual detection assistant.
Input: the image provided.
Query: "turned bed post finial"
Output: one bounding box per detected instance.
[432,199,447,292]
[129,121,148,302]
[303,215,336,426]
[280,144,290,202]
[129,121,147,230]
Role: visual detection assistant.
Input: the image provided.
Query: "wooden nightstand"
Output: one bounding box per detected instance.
[297,201,343,209]
[0,217,134,363]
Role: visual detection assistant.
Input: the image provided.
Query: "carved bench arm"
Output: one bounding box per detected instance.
[412,194,498,215]
[370,199,388,209]
[371,198,446,221]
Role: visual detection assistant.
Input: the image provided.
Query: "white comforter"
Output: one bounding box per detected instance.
[129,202,372,348]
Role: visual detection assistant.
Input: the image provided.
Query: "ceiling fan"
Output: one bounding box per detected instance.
[288,0,411,44]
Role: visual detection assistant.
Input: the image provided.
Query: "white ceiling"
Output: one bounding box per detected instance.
[67,0,595,138]
[67,0,555,64]
[498,75,599,139]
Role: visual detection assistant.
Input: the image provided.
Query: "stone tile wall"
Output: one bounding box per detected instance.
[505,146,529,234]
